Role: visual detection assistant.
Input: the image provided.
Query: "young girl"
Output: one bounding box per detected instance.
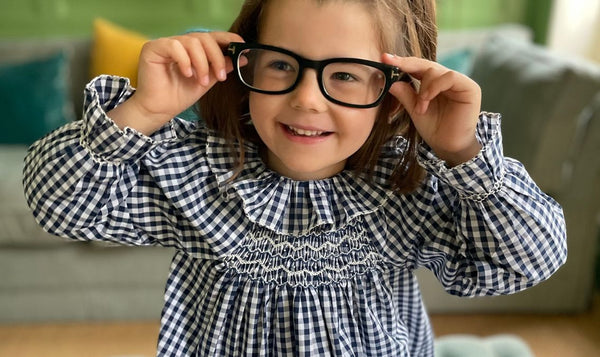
[24,0,567,356]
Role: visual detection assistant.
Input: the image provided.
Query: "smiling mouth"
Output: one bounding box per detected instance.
[285,125,332,137]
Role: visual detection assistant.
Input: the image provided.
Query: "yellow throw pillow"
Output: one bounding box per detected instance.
[90,18,148,87]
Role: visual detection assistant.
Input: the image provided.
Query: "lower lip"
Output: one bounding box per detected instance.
[280,124,332,144]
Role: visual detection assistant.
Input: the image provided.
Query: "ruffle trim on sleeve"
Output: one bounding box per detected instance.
[80,75,182,164]
[417,112,506,201]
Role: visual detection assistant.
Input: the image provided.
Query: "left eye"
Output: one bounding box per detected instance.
[331,72,358,82]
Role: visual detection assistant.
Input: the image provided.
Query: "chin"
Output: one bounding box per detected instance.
[282,162,344,180]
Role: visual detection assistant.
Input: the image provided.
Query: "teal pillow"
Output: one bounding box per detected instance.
[177,106,201,122]
[0,51,73,145]
[439,48,473,75]
[184,27,214,34]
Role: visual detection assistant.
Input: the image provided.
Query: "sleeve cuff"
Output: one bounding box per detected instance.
[417,112,506,201]
[80,75,178,163]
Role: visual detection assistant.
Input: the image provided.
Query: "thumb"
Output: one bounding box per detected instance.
[388,81,420,116]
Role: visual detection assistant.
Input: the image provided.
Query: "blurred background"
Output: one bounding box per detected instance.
[0,0,598,60]
[0,1,598,356]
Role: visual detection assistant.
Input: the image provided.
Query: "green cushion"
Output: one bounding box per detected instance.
[0,51,74,144]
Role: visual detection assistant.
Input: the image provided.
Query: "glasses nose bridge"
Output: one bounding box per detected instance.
[294,57,327,91]
[298,57,324,72]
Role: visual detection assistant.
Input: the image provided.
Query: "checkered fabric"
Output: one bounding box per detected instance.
[23,75,567,356]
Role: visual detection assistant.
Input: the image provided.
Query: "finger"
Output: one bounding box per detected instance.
[180,32,245,83]
[419,68,479,106]
[201,37,228,81]
[146,38,194,78]
[382,54,443,80]
[412,68,450,115]
[207,31,246,47]
[207,32,246,77]
[175,36,211,85]
[184,31,245,50]
[387,81,420,116]
[417,66,444,100]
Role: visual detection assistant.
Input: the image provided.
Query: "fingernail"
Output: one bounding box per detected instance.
[219,69,227,81]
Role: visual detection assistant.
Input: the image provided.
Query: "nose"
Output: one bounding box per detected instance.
[289,69,328,113]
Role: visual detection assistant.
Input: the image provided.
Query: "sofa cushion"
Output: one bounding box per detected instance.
[530,53,600,193]
[0,38,92,119]
[0,244,173,322]
[0,51,73,144]
[469,35,600,194]
[90,18,148,87]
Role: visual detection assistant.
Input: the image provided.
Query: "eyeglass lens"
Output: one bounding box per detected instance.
[237,48,387,106]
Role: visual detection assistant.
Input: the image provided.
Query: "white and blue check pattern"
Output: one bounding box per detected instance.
[23,75,567,356]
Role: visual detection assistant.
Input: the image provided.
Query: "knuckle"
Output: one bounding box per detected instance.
[440,70,457,82]
[163,37,183,50]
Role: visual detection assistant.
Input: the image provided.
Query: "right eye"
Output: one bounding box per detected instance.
[268,60,295,72]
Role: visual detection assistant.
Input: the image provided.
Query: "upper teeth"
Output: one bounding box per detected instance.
[287,125,324,137]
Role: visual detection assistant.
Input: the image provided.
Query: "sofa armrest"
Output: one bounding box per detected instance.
[557,94,600,302]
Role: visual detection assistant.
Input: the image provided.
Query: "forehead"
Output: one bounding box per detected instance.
[258,0,381,60]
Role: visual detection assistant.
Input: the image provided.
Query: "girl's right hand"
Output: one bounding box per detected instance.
[108,31,244,135]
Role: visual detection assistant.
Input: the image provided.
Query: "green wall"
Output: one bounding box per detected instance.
[0,0,245,38]
[0,0,552,43]
[437,0,553,43]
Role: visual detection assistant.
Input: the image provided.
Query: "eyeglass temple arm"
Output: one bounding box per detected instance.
[391,67,412,83]
[227,43,237,56]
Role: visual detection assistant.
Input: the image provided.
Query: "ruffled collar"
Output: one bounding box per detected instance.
[206,132,405,236]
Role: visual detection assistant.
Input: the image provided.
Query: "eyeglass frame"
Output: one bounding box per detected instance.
[226,42,411,109]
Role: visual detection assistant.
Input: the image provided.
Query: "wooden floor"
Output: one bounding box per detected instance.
[1,296,598,357]
[430,296,600,357]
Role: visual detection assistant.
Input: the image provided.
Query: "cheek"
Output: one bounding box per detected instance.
[341,108,378,140]
[360,109,383,146]
[249,94,264,120]
[249,94,273,130]
[249,93,283,121]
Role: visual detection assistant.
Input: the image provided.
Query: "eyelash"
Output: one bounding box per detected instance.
[331,72,358,82]
[269,61,295,72]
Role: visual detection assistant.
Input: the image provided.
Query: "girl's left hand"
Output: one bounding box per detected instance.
[382,54,482,167]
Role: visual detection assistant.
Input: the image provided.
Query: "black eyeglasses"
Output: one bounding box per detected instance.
[226,42,410,108]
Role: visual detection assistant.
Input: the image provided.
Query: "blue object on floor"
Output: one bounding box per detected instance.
[435,334,535,357]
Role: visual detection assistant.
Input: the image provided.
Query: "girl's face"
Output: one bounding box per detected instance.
[249,0,382,180]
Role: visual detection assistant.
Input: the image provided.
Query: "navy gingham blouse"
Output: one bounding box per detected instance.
[24,76,567,356]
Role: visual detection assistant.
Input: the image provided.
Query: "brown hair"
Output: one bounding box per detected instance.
[199,0,437,193]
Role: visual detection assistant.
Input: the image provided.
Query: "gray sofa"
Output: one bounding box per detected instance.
[420,29,600,313]
[1,26,599,322]
[0,38,174,322]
